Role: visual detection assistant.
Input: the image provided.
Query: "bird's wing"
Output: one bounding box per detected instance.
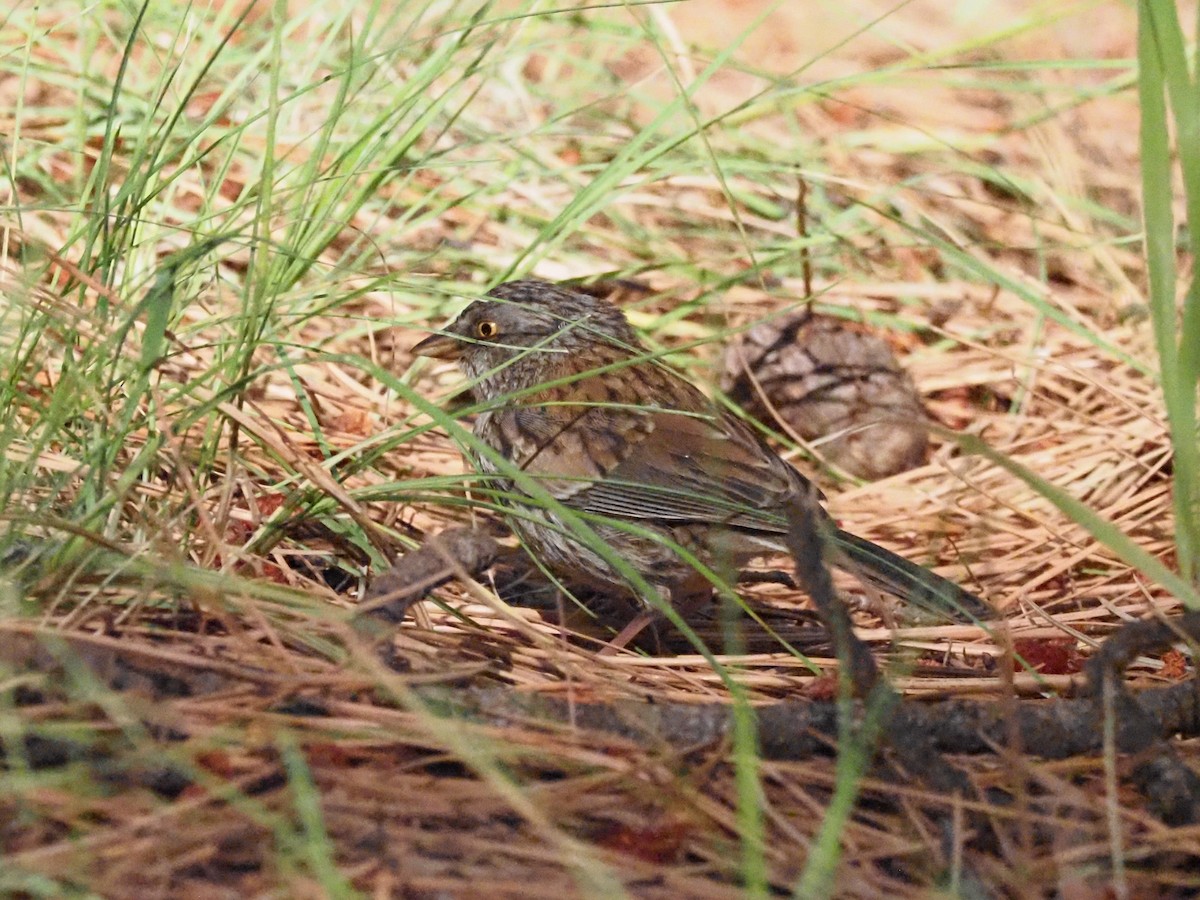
[573,405,810,533]
[484,355,818,532]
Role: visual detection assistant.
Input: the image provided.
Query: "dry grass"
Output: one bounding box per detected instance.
[1,1,1196,897]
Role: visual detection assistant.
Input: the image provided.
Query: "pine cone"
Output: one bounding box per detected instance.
[721,313,929,480]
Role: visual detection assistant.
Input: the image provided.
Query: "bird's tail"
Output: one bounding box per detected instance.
[830,528,995,623]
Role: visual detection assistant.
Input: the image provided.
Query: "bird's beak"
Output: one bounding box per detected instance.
[411,332,463,360]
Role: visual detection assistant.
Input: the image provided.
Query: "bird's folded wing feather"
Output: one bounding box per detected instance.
[488,360,819,531]
[577,408,809,531]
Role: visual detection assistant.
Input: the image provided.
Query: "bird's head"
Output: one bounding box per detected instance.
[412,280,642,390]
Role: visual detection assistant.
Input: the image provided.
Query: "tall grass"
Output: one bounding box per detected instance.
[1137,0,1200,591]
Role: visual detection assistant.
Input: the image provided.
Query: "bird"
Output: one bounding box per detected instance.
[412,279,994,648]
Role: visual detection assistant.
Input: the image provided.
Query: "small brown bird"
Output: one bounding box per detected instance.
[413,280,993,647]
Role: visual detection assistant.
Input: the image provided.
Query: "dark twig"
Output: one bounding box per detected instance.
[785,497,880,695]
[785,496,986,864]
[354,527,503,626]
[1084,611,1200,825]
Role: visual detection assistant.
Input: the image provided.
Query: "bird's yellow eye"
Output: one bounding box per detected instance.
[475,320,499,339]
